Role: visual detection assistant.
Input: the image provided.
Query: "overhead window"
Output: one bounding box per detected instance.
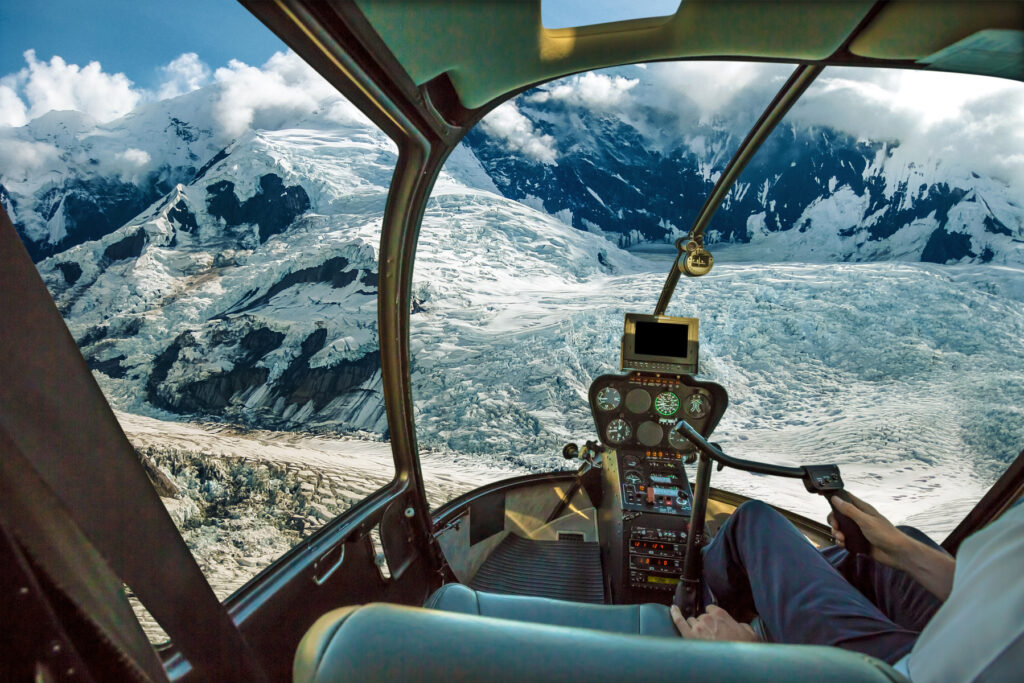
[542,0,682,29]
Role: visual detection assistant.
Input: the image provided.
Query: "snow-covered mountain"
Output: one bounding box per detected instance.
[3,63,1023,472]
[465,67,1024,264]
[1,88,226,261]
[3,77,641,435]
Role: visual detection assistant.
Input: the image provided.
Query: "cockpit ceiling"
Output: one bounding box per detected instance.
[353,0,1023,109]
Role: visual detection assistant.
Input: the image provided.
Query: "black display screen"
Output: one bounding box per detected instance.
[634,321,689,358]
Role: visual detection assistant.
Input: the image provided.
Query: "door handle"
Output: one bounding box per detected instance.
[312,543,345,585]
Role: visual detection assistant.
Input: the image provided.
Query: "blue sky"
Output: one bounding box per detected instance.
[0,0,287,90]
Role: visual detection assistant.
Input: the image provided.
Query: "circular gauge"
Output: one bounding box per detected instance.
[623,454,640,469]
[683,392,711,419]
[595,386,621,411]
[606,418,632,444]
[623,471,643,487]
[637,421,664,447]
[667,428,692,452]
[654,391,680,416]
[625,388,652,414]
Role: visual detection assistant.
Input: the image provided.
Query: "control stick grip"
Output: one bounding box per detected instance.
[828,490,871,556]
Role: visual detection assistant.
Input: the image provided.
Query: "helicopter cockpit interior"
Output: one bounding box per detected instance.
[294,305,887,682]
[2,2,1023,682]
[415,307,862,614]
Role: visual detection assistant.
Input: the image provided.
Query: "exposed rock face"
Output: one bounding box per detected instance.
[17,173,188,261]
[206,173,310,244]
[145,323,382,430]
[89,354,129,379]
[18,108,390,435]
[103,229,148,261]
[56,261,82,285]
[223,256,358,316]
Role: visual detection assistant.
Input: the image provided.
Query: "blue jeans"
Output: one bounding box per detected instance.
[701,500,944,664]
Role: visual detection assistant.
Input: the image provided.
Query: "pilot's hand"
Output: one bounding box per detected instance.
[671,604,760,642]
[828,492,907,569]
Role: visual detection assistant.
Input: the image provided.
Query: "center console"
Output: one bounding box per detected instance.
[605,448,691,597]
[591,314,728,604]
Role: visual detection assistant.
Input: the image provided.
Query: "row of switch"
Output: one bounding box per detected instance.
[632,527,685,542]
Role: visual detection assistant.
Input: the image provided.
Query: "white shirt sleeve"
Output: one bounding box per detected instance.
[904,500,1024,682]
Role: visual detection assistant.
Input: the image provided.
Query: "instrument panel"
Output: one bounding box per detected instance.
[589,372,726,453]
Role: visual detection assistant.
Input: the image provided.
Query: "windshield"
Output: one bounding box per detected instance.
[415,62,1024,539]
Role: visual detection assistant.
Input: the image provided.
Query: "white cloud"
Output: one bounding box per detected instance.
[0,48,373,138]
[632,61,793,136]
[0,138,60,179]
[211,50,350,137]
[0,83,28,127]
[157,53,211,99]
[13,49,142,123]
[509,61,1024,189]
[788,68,1024,188]
[530,72,638,110]
[118,148,151,165]
[99,147,154,180]
[479,101,557,164]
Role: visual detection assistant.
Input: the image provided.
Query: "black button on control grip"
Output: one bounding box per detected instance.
[829,489,871,556]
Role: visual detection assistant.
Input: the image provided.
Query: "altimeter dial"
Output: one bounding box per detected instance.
[606,418,632,445]
[595,387,621,411]
[654,391,680,416]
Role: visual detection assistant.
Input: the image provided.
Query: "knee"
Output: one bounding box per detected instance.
[735,499,773,517]
[733,500,785,527]
[716,499,793,542]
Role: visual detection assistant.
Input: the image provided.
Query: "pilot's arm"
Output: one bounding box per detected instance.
[829,494,955,601]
